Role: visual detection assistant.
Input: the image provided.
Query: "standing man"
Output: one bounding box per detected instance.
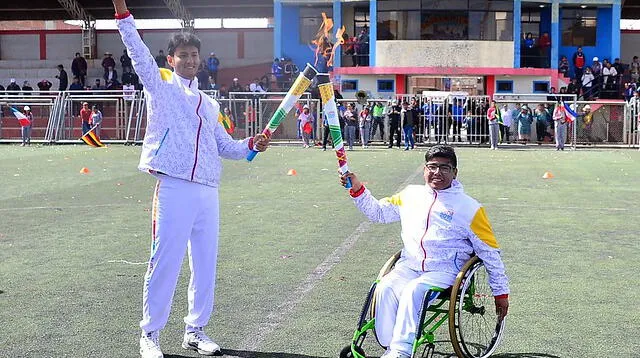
[121,49,133,73]
[371,101,385,142]
[101,52,117,77]
[206,52,220,85]
[112,1,270,358]
[387,100,401,148]
[79,102,92,135]
[552,101,567,151]
[71,52,88,86]
[55,64,68,91]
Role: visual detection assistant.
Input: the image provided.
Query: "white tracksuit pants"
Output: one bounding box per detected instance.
[140,175,220,334]
[374,259,457,355]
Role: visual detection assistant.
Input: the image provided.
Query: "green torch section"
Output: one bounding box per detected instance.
[328,124,343,147]
[267,107,288,131]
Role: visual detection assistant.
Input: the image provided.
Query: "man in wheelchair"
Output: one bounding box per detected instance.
[340,145,509,358]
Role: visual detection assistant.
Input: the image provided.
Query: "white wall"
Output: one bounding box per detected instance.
[494,75,553,97]
[244,31,274,65]
[46,33,81,59]
[339,74,397,100]
[621,32,640,64]
[97,32,126,59]
[377,40,514,68]
[0,34,39,60]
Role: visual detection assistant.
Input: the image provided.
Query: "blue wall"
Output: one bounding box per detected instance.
[558,6,615,78]
[280,5,316,71]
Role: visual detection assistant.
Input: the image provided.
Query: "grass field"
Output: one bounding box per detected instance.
[0,144,639,358]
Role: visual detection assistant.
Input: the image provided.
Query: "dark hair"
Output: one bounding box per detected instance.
[167,31,201,56]
[425,145,457,168]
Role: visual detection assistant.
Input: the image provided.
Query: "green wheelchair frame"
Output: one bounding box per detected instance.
[340,252,505,358]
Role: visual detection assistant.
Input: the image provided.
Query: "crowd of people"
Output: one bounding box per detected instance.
[558,47,626,100]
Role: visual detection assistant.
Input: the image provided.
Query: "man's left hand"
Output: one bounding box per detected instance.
[253,133,270,152]
[495,296,509,321]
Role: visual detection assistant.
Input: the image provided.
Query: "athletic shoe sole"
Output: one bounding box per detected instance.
[182,342,222,356]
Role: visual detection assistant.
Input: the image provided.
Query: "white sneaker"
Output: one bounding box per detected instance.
[140,331,163,358]
[182,328,221,356]
[380,349,411,358]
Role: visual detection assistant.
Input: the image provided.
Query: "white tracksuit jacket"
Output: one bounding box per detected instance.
[117,15,251,187]
[351,180,509,296]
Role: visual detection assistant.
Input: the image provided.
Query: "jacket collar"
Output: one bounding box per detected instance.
[175,72,199,90]
[426,179,463,195]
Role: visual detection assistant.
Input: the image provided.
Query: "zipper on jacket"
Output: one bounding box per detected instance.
[190,93,203,181]
[419,190,438,271]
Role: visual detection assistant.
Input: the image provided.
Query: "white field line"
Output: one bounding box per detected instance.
[241,165,425,352]
[0,203,138,212]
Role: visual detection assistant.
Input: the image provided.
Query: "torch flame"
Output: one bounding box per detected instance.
[310,12,345,68]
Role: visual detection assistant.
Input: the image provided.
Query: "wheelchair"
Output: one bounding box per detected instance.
[340,252,505,358]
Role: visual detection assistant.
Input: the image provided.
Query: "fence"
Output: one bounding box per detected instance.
[0,90,637,148]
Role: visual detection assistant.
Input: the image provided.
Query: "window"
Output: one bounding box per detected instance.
[495,80,513,93]
[561,8,597,47]
[299,7,332,44]
[377,79,395,92]
[533,81,549,93]
[342,80,358,92]
[377,0,513,41]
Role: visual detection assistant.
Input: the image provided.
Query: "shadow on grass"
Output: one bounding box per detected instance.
[221,349,330,358]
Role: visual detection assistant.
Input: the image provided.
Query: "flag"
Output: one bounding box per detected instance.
[218,112,235,134]
[563,102,577,123]
[496,106,503,124]
[10,107,31,127]
[80,126,105,147]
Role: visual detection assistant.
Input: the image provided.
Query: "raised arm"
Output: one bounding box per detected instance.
[112,0,161,91]
[341,173,401,224]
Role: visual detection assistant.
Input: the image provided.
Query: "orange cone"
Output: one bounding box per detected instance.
[80,167,90,174]
[542,171,554,179]
[287,169,297,176]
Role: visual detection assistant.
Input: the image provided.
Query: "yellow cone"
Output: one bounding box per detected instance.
[542,171,554,179]
[287,169,297,176]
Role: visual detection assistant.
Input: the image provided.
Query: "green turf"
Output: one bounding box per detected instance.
[0,144,639,357]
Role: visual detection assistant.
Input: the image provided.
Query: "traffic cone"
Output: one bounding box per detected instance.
[287,169,297,176]
[80,167,90,174]
[542,171,554,179]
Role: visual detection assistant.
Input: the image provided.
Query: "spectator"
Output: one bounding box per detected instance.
[624,83,634,102]
[121,66,139,88]
[299,104,314,148]
[631,56,640,83]
[602,62,618,98]
[218,84,229,98]
[450,99,464,142]
[559,55,570,76]
[92,79,105,91]
[101,52,117,76]
[79,102,92,135]
[21,81,33,95]
[206,52,220,84]
[120,49,132,73]
[401,101,416,150]
[591,56,602,93]
[20,106,33,146]
[359,105,372,148]
[196,62,210,90]
[7,78,20,92]
[208,76,219,91]
[90,105,103,137]
[271,58,283,90]
[534,103,551,143]
[229,77,243,93]
[123,82,136,100]
[613,58,624,77]
[370,102,385,142]
[552,101,567,151]
[355,27,369,66]
[572,47,586,80]
[249,78,266,93]
[69,77,84,91]
[37,79,52,92]
[487,100,499,150]
[155,50,167,68]
[538,32,551,67]
[344,103,357,150]
[516,104,533,143]
[581,67,595,100]
[321,111,333,151]
[104,66,119,85]
[387,100,401,148]
[499,104,512,143]
[71,52,88,86]
[567,78,581,97]
[56,64,68,91]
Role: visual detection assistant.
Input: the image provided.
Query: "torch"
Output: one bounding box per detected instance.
[316,73,351,189]
[246,63,318,161]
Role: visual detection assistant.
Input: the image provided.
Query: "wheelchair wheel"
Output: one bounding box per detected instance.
[448,256,505,358]
[339,345,366,358]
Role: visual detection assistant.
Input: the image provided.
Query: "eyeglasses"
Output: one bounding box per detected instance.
[425,163,454,174]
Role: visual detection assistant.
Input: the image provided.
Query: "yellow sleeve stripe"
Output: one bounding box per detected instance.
[470,207,499,248]
[159,68,172,81]
[382,193,402,206]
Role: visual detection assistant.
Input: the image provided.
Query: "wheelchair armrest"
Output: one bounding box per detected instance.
[375,250,402,281]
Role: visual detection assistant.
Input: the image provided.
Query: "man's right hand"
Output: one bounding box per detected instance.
[340,172,362,192]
